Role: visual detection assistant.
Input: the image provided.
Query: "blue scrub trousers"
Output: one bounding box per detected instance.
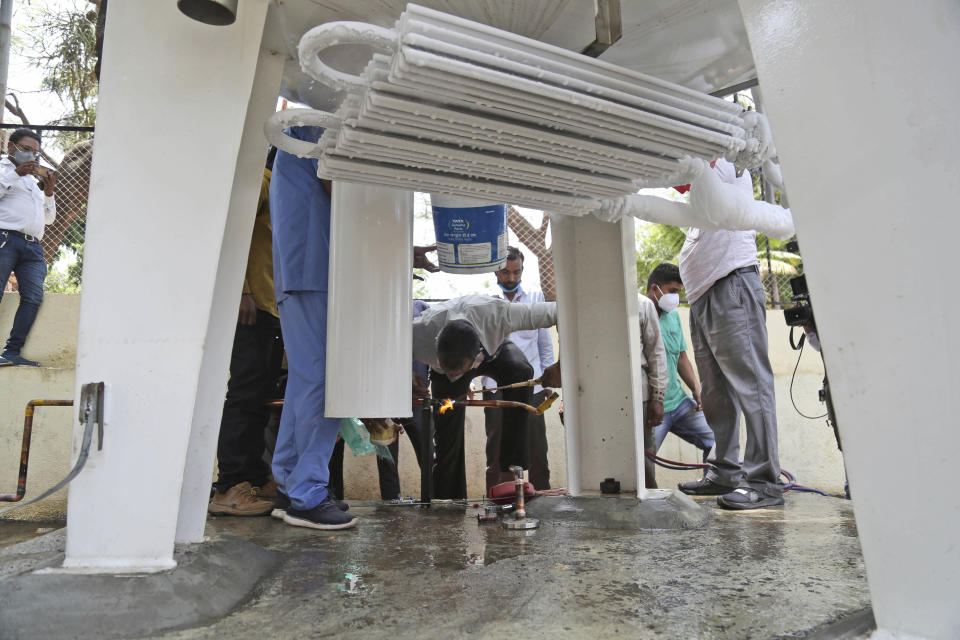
[271,290,340,510]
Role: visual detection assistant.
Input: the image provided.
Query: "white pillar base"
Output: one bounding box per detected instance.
[551,213,647,496]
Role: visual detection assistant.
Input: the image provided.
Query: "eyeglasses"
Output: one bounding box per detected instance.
[12,142,40,157]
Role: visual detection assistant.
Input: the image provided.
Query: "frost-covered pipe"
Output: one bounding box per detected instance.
[594,158,794,239]
[298,21,395,92]
[262,108,340,158]
[762,157,784,191]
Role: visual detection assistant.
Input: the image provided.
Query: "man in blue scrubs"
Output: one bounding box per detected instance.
[269,126,356,530]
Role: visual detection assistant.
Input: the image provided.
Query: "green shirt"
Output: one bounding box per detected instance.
[659,311,689,412]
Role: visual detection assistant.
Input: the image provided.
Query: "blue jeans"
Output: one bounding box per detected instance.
[0,232,45,356]
[653,396,716,461]
[271,291,340,511]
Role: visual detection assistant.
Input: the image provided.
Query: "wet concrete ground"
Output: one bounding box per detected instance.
[0,520,62,550]
[149,492,870,640]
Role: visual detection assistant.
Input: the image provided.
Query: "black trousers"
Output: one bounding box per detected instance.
[327,406,429,500]
[214,309,284,492]
[485,389,550,490]
[430,341,534,499]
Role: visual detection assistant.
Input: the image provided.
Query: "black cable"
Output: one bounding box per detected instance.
[789,334,828,420]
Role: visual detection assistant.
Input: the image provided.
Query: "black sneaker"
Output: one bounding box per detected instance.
[717,487,785,510]
[1,353,38,367]
[678,477,735,496]
[271,492,290,520]
[273,491,348,520]
[283,495,358,530]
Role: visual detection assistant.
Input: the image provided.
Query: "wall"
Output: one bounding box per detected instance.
[0,293,77,520]
[1,293,842,517]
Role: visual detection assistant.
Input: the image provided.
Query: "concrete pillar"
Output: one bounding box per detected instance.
[64,0,272,571]
[551,213,648,496]
[738,2,960,638]
[175,47,285,544]
[325,183,413,419]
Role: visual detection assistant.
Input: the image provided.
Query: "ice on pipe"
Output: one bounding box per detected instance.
[595,158,794,239]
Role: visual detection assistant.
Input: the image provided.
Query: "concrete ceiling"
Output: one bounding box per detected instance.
[262,0,756,111]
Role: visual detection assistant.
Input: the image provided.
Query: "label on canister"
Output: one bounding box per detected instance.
[431,194,508,274]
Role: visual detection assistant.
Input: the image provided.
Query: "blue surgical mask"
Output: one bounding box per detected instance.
[10,142,39,166]
[11,149,37,166]
[498,281,521,293]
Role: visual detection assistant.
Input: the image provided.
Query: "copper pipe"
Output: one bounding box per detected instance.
[510,466,526,520]
[438,398,543,415]
[0,399,73,502]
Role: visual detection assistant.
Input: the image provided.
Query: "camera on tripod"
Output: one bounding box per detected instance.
[782,240,815,329]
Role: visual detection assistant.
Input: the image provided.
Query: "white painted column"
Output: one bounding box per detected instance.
[738,3,960,638]
[551,213,647,496]
[325,183,413,419]
[64,0,272,571]
[175,46,285,544]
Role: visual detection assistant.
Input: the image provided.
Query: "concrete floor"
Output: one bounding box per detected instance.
[133,492,871,640]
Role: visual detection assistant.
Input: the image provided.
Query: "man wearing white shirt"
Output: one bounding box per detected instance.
[677,158,782,510]
[482,246,555,490]
[413,293,559,498]
[0,129,57,367]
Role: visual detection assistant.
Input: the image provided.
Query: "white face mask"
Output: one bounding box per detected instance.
[658,293,680,313]
[655,285,680,313]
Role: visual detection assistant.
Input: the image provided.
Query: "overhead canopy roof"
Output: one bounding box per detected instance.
[262,0,756,111]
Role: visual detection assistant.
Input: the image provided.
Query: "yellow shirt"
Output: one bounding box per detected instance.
[242,169,278,317]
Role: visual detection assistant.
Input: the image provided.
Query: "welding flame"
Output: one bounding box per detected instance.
[439,398,455,414]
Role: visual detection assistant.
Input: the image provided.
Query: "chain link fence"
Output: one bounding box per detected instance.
[2,129,92,294]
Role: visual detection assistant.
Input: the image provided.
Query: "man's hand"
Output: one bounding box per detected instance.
[14,160,38,177]
[238,293,257,325]
[692,388,703,411]
[646,399,664,428]
[414,245,439,272]
[540,361,562,389]
[39,169,55,196]
[360,418,389,431]
[412,373,429,405]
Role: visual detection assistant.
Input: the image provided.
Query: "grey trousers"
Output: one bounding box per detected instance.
[689,269,782,497]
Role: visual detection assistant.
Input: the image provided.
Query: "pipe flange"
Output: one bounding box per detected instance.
[503,518,539,530]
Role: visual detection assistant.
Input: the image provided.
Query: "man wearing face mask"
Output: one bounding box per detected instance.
[412,294,559,498]
[480,246,555,491]
[0,129,57,367]
[644,263,715,485]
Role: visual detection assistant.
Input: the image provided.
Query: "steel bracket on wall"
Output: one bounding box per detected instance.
[79,381,105,451]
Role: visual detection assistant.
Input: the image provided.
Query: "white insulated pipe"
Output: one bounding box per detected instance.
[595,158,795,239]
[324,182,414,418]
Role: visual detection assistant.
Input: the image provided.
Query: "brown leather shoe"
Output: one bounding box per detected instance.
[255,479,278,500]
[208,481,274,516]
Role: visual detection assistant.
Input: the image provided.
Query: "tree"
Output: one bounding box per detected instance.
[635,221,800,305]
[15,0,98,149]
[8,1,100,291]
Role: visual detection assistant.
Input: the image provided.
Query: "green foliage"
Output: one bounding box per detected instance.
[636,222,685,291]
[16,1,98,150]
[636,221,801,306]
[44,243,83,293]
